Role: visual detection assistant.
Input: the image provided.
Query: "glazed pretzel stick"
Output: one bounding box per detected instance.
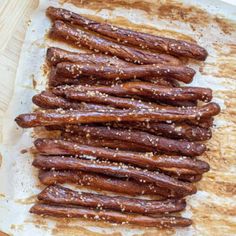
[30,204,192,227]
[15,103,220,128]
[32,155,196,196]
[38,184,186,214]
[60,125,206,157]
[49,20,180,66]
[55,61,195,83]
[34,138,209,174]
[38,170,174,197]
[53,82,212,103]
[46,6,207,60]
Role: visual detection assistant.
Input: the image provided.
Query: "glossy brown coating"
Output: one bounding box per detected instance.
[46,6,207,61]
[55,62,195,84]
[30,203,192,227]
[14,103,221,128]
[61,125,206,157]
[33,155,196,196]
[38,185,186,214]
[47,47,131,66]
[65,90,158,109]
[109,121,212,141]
[53,82,212,104]
[34,138,209,174]
[49,20,181,66]
[38,170,173,197]
[32,91,115,110]
[122,82,212,102]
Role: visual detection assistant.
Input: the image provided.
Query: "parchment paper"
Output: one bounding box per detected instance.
[0,0,236,235]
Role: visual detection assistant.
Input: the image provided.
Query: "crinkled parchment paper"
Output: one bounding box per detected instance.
[0,0,236,235]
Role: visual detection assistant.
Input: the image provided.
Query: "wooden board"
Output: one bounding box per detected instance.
[0,0,38,132]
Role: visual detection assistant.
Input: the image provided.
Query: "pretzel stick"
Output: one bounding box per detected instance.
[34,138,209,174]
[15,103,220,128]
[47,47,131,66]
[55,62,195,84]
[46,6,207,61]
[64,90,158,109]
[49,20,181,66]
[32,91,115,111]
[32,155,196,196]
[60,126,206,157]
[38,170,174,197]
[38,185,186,214]
[108,121,212,141]
[53,82,211,104]
[30,204,192,227]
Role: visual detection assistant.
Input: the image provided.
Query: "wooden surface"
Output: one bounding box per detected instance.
[0,0,38,127]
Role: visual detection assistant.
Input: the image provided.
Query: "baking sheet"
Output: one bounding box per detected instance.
[0,0,236,235]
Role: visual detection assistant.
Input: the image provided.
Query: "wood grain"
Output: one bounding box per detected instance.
[0,0,38,120]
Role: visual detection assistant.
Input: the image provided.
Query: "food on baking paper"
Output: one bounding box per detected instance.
[49,20,181,66]
[14,5,221,227]
[46,6,208,60]
[30,203,192,227]
[34,138,209,174]
[55,61,195,83]
[38,185,186,214]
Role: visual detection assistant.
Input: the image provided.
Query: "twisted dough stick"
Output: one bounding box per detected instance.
[49,20,180,66]
[55,61,195,83]
[46,6,207,60]
[53,82,212,103]
[30,204,192,227]
[32,155,196,196]
[34,138,209,174]
[60,125,206,157]
[38,185,186,214]
[38,170,173,197]
[15,103,220,128]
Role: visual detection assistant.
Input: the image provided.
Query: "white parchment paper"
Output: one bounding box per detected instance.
[0,0,236,235]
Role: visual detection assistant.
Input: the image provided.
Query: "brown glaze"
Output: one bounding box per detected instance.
[59,125,206,157]
[32,91,115,110]
[46,7,207,60]
[108,121,212,141]
[38,185,186,214]
[55,61,195,83]
[38,170,173,197]
[53,82,212,103]
[30,204,192,227]
[32,155,196,196]
[34,138,209,173]
[49,21,181,66]
[46,47,131,66]
[14,103,220,128]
